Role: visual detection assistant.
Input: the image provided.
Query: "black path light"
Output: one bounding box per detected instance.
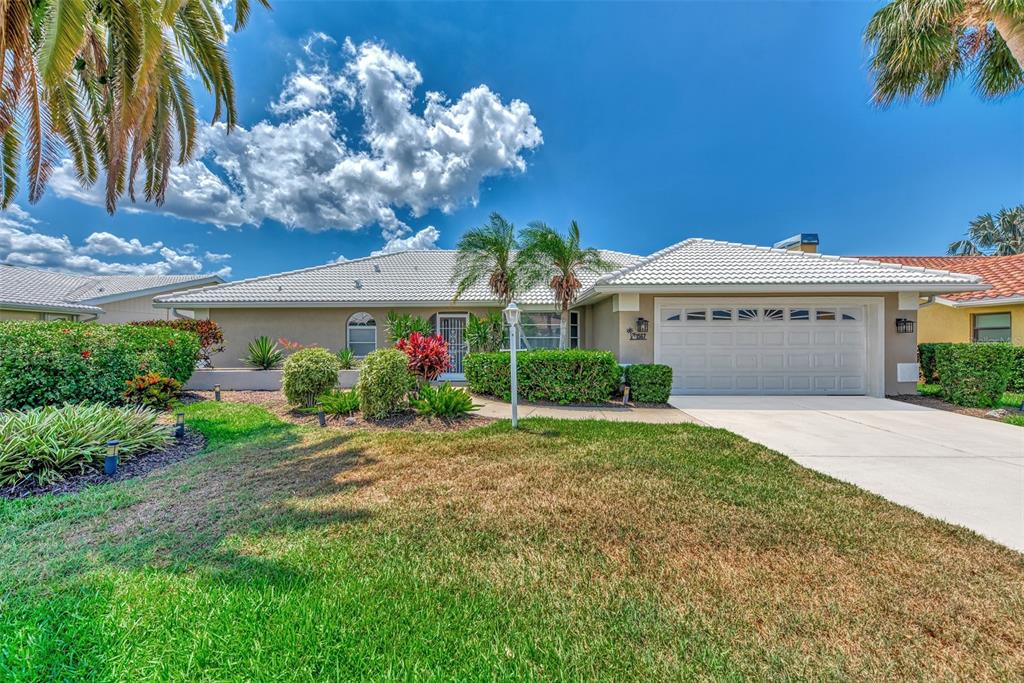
[175,412,185,440]
[214,383,222,401]
[316,402,327,427]
[105,440,120,476]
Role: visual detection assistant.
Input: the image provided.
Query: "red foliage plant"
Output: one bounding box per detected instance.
[131,319,225,367]
[395,332,450,382]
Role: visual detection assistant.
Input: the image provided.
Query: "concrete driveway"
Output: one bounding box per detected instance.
[669,396,1024,552]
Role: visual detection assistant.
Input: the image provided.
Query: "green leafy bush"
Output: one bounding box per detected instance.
[464,350,622,404]
[243,336,284,369]
[131,319,225,367]
[1007,346,1024,393]
[357,349,414,419]
[311,389,360,415]
[336,348,356,370]
[0,403,170,486]
[0,321,199,410]
[282,348,341,407]
[918,343,953,384]
[385,311,432,342]
[624,364,673,403]
[123,372,181,410]
[410,383,479,419]
[465,313,504,353]
[935,343,1014,407]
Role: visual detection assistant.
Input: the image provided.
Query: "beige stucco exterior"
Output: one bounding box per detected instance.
[96,293,178,323]
[0,309,78,321]
[916,301,1023,346]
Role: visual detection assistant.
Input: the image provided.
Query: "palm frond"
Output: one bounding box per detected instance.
[38,0,87,88]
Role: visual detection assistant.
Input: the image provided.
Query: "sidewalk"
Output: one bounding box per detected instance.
[471,395,703,424]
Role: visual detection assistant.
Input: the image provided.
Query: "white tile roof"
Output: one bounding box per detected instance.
[591,239,986,289]
[0,265,221,315]
[156,249,643,306]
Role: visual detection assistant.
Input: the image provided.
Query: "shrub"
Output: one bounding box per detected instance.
[935,343,1014,407]
[130,319,224,367]
[336,348,356,370]
[0,321,199,410]
[624,364,673,403]
[918,343,953,384]
[309,388,360,415]
[1008,347,1024,393]
[0,403,170,486]
[385,311,432,342]
[395,332,450,382]
[123,373,181,410]
[464,350,622,404]
[466,313,504,353]
[244,336,284,369]
[282,348,341,407]
[410,383,479,419]
[357,349,414,419]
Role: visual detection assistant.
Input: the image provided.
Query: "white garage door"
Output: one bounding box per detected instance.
[655,300,869,395]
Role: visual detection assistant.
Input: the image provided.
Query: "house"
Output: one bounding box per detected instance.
[865,255,1023,346]
[0,264,223,322]
[155,237,986,397]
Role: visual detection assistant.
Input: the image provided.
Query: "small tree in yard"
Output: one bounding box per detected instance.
[396,332,451,383]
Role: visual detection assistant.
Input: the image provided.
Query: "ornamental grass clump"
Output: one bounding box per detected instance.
[282,348,341,408]
[0,404,170,486]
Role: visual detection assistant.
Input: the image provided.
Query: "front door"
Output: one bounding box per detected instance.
[437,313,469,376]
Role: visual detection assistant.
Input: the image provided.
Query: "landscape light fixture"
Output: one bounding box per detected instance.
[503,302,521,428]
[317,403,327,427]
[175,412,185,440]
[105,440,120,476]
[214,384,222,401]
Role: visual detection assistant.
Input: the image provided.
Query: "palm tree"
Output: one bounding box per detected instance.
[451,212,529,305]
[948,204,1024,255]
[0,0,269,212]
[519,220,614,350]
[864,0,1024,106]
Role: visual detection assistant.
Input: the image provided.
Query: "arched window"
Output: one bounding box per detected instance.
[347,312,377,357]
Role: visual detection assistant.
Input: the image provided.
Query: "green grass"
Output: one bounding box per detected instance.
[1,402,1022,681]
[918,383,1024,424]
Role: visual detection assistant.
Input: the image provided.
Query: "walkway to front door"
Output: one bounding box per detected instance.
[437,313,468,376]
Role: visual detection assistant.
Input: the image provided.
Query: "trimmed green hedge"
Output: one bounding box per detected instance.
[0,321,200,410]
[920,342,1024,393]
[1008,346,1024,393]
[918,343,953,384]
[624,364,673,403]
[464,350,622,404]
[934,343,1013,408]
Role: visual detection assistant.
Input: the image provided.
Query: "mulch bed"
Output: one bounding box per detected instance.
[891,393,1022,423]
[191,390,494,432]
[1,428,207,499]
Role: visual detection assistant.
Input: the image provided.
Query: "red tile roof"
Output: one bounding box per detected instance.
[863,255,1024,303]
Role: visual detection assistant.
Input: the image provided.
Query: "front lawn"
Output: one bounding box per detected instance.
[1,402,1021,680]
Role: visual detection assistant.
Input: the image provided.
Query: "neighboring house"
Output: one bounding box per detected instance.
[0,264,223,323]
[156,237,985,397]
[866,255,1024,346]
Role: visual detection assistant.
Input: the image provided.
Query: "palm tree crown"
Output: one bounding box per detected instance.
[451,212,530,305]
[519,219,615,349]
[948,204,1024,255]
[865,0,1024,106]
[0,0,269,212]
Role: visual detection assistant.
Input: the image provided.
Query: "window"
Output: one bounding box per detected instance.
[521,312,561,349]
[840,308,859,321]
[816,309,836,321]
[347,312,377,357]
[973,312,1011,343]
[685,309,706,321]
[737,308,759,321]
[789,309,810,321]
[663,309,682,322]
[764,308,784,321]
[570,311,580,348]
[711,309,733,321]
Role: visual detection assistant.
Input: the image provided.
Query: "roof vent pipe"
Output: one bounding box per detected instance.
[354,279,363,289]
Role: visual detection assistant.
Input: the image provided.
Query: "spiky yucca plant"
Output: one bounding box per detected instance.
[0,0,269,212]
[865,0,1024,105]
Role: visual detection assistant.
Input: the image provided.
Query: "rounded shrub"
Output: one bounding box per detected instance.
[624,364,673,403]
[282,348,341,407]
[357,348,414,419]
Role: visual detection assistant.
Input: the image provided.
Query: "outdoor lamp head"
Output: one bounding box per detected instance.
[503,302,520,326]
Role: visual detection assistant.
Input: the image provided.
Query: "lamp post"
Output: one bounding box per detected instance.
[503,302,521,428]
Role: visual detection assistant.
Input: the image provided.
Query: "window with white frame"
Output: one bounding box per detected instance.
[973,312,1011,343]
[347,312,377,357]
[519,312,579,349]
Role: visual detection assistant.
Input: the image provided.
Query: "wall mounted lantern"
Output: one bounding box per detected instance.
[627,317,649,341]
[895,318,915,334]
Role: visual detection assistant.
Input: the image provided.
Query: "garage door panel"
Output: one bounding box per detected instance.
[658,300,869,396]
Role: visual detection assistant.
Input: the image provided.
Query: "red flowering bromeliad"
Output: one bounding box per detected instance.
[395,332,451,382]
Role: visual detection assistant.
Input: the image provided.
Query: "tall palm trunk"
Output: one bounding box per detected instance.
[992,12,1024,70]
[559,305,570,350]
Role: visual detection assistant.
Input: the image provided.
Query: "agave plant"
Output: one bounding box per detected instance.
[336,348,356,370]
[243,336,284,370]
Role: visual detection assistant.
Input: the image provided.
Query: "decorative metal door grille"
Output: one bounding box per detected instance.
[438,315,468,374]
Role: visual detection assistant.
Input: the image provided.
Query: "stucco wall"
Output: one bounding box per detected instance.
[98,293,176,323]
[588,296,619,358]
[0,309,42,321]
[916,302,1023,346]
[201,306,497,368]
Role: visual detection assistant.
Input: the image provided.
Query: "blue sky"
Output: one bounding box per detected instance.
[1,1,1021,280]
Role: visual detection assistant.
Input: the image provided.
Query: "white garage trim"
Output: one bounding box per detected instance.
[654,297,885,398]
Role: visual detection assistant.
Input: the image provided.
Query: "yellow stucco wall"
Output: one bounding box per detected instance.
[0,309,42,321]
[917,302,1023,345]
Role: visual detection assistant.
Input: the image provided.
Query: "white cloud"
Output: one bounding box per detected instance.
[49,38,542,243]
[203,250,232,262]
[81,231,163,256]
[372,225,440,255]
[0,207,231,277]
